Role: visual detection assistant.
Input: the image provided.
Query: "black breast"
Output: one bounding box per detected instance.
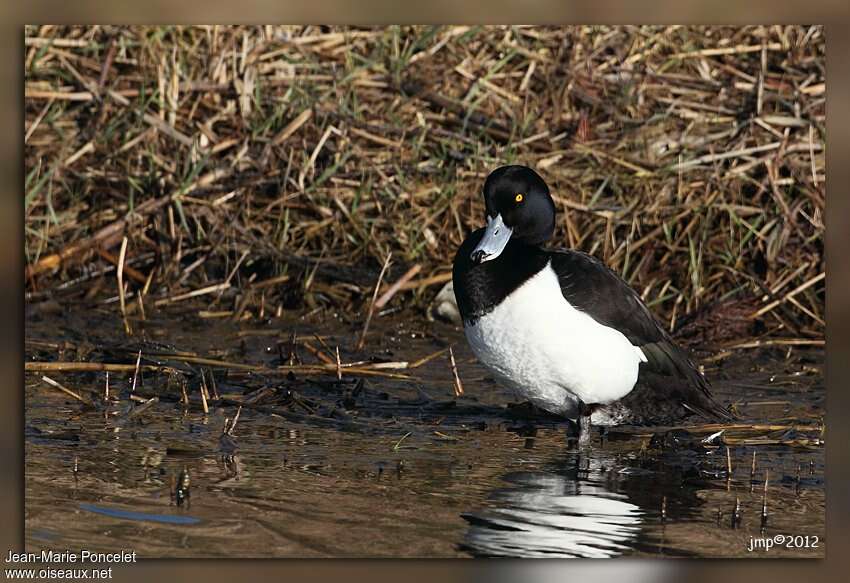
[451,230,550,325]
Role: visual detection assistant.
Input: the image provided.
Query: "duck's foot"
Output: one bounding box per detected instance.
[566,402,593,449]
[577,412,592,448]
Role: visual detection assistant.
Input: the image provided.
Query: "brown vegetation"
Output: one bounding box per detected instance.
[24,25,825,340]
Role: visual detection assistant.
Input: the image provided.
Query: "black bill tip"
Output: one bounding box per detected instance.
[470,249,487,265]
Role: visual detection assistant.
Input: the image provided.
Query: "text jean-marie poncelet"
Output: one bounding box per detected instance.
[6,549,137,564]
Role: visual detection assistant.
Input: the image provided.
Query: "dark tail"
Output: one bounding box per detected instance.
[682,393,736,422]
[618,370,736,425]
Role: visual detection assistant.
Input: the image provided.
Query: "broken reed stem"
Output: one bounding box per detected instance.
[312,333,334,354]
[393,431,412,451]
[449,345,464,397]
[356,251,391,351]
[761,469,770,527]
[409,347,450,369]
[390,272,453,293]
[41,375,92,406]
[126,396,159,419]
[375,264,422,309]
[27,362,156,373]
[137,294,146,321]
[272,108,312,145]
[25,190,172,280]
[335,346,342,380]
[153,282,231,307]
[25,359,414,379]
[199,370,209,415]
[750,450,757,482]
[228,405,242,435]
[117,236,131,335]
[130,349,142,394]
[751,272,826,319]
[180,379,189,405]
[96,246,146,283]
[303,340,335,365]
[208,368,219,400]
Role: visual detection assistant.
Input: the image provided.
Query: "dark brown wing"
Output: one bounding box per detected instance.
[549,250,731,420]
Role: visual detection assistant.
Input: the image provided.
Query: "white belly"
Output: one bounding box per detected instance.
[464,263,645,419]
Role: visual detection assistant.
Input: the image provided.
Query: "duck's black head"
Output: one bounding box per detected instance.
[471,165,555,264]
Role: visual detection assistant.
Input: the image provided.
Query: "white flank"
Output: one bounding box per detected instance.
[465,262,642,419]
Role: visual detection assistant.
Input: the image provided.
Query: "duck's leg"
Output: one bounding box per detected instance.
[577,401,592,448]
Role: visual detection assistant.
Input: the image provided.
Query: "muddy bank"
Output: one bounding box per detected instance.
[25,305,824,558]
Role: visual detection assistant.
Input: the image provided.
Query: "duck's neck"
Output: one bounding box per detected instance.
[453,234,550,325]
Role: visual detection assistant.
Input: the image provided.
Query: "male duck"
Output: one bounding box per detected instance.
[452,165,730,445]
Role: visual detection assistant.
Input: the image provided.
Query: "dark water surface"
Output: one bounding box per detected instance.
[25,305,825,558]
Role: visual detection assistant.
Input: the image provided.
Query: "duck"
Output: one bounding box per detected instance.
[452,165,731,446]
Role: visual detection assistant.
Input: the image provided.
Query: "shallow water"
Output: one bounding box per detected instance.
[25,304,825,558]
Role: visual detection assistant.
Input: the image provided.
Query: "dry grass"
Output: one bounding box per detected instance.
[24,25,825,339]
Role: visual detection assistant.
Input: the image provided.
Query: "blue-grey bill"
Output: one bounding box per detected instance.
[471,214,513,263]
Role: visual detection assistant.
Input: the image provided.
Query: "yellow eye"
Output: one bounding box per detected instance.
[515,193,524,203]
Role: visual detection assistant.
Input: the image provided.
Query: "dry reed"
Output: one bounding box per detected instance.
[24,25,825,340]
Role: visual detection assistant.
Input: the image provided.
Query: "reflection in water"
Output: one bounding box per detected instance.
[25,308,825,558]
[462,454,644,558]
[79,503,201,525]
